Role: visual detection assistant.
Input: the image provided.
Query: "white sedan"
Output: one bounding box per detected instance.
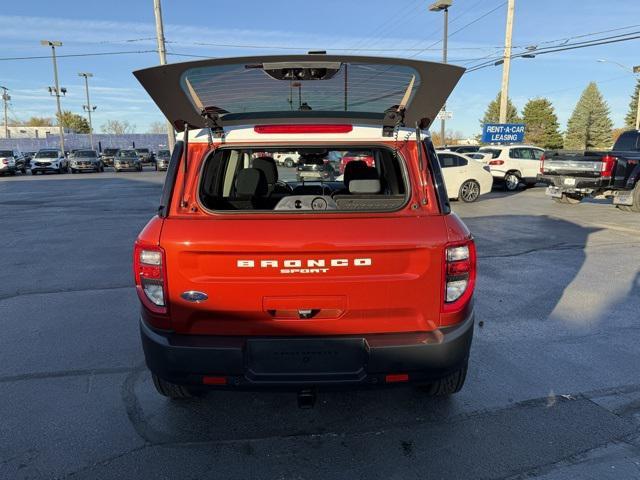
[437,151,494,202]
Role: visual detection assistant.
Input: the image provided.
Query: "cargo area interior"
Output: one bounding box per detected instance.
[199,146,408,212]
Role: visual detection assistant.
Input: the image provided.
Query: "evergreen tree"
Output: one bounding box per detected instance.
[480,92,521,127]
[564,82,613,150]
[624,79,640,129]
[521,98,563,148]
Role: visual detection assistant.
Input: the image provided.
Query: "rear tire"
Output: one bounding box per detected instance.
[503,172,521,191]
[416,362,468,396]
[459,180,481,202]
[151,373,195,399]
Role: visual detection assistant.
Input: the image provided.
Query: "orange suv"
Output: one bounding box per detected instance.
[133,55,475,401]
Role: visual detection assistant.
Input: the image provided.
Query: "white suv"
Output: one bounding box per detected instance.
[478,145,544,191]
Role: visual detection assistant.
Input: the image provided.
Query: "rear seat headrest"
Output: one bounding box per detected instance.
[343,160,368,187]
[235,168,268,197]
[252,157,278,186]
[349,179,381,194]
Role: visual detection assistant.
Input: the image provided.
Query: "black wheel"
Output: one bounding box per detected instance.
[284,158,294,168]
[416,362,468,396]
[459,180,481,202]
[114,168,119,173]
[553,194,581,205]
[21,167,26,174]
[155,164,159,171]
[152,373,195,399]
[503,172,521,191]
[32,170,38,175]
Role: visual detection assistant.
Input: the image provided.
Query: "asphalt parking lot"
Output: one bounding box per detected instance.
[1,171,639,480]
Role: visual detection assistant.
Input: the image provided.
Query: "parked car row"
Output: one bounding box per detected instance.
[0,147,172,176]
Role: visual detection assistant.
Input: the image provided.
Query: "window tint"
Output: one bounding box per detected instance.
[531,149,544,160]
[614,131,639,151]
[479,148,501,159]
[438,154,458,168]
[509,148,522,159]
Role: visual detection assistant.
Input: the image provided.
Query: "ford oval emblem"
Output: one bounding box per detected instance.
[180,291,208,303]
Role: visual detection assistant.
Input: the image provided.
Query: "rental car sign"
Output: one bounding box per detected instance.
[481,123,526,143]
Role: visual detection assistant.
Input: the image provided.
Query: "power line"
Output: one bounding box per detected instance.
[408,1,507,58]
[465,31,640,73]
[0,50,157,62]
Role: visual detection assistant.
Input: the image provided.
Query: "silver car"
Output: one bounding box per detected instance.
[69,149,104,173]
[114,149,143,172]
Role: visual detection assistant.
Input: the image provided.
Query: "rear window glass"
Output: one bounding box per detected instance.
[199,146,407,213]
[614,132,639,151]
[479,148,501,159]
[0,150,13,156]
[182,62,420,115]
[104,149,119,155]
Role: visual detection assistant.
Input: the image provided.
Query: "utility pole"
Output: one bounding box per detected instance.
[429,0,452,146]
[41,40,66,155]
[634,66,640,130]
[153,0,176,151]
[79,73,97,149]
[0,86,9,139]
[498,0,515,124]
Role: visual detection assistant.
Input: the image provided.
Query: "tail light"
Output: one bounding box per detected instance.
[133,243,168,315]
[1,159,8,165]
[539,154,545,174]
[442,240,476,314]
[600,155,616,178]
[488,160,504,165]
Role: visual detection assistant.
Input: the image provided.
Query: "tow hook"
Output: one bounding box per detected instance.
[297,388,317,409]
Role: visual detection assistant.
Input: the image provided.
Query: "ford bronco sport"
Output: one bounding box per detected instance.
[133,55,475,401]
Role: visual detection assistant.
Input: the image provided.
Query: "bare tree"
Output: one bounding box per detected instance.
[148,121,166,134]
[101,120,136,135]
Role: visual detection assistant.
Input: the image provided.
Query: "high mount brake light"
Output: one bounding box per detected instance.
[254,124,353,134]
[443,241,476,313]
[489,160,504,165]
[133,244,168,314]
[600,155,616,178]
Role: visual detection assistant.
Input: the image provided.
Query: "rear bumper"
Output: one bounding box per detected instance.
[538,174,608,191]
[140,312,474,389]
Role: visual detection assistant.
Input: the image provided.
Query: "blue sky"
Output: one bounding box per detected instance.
[1,0,639,137]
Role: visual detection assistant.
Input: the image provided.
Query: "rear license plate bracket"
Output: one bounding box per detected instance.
[246,338,366,376]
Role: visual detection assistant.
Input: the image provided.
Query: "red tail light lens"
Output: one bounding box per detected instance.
[489,160,504,165]
[254,124,353,134]
[600,155,616,178]
[133,243,168,314]
[443,241,476,314]
[539,154,545,174]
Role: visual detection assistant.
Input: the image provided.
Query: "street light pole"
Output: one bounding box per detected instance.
[0,86,9,139]
[153,0,176,152]
[499,0,515,124]
[41,40,66,155]
[429,0,453,147]
[79,73,96,149]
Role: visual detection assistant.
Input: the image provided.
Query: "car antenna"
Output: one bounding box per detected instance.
[180,121,189,208]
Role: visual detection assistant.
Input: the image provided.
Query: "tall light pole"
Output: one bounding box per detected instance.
[153,0,176,151]
[78,72,97,149]
[41,40,66,155]
[0,86,9,138]
[498,0,515,124]
[597,59,640,130]
[429,0,452,146]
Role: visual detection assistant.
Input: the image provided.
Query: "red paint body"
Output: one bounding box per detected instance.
[135,137,475,337]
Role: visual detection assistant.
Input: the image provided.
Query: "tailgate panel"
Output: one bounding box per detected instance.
[162,216,446,336]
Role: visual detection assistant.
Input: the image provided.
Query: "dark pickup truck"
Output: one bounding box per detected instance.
[538,130,640,211]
